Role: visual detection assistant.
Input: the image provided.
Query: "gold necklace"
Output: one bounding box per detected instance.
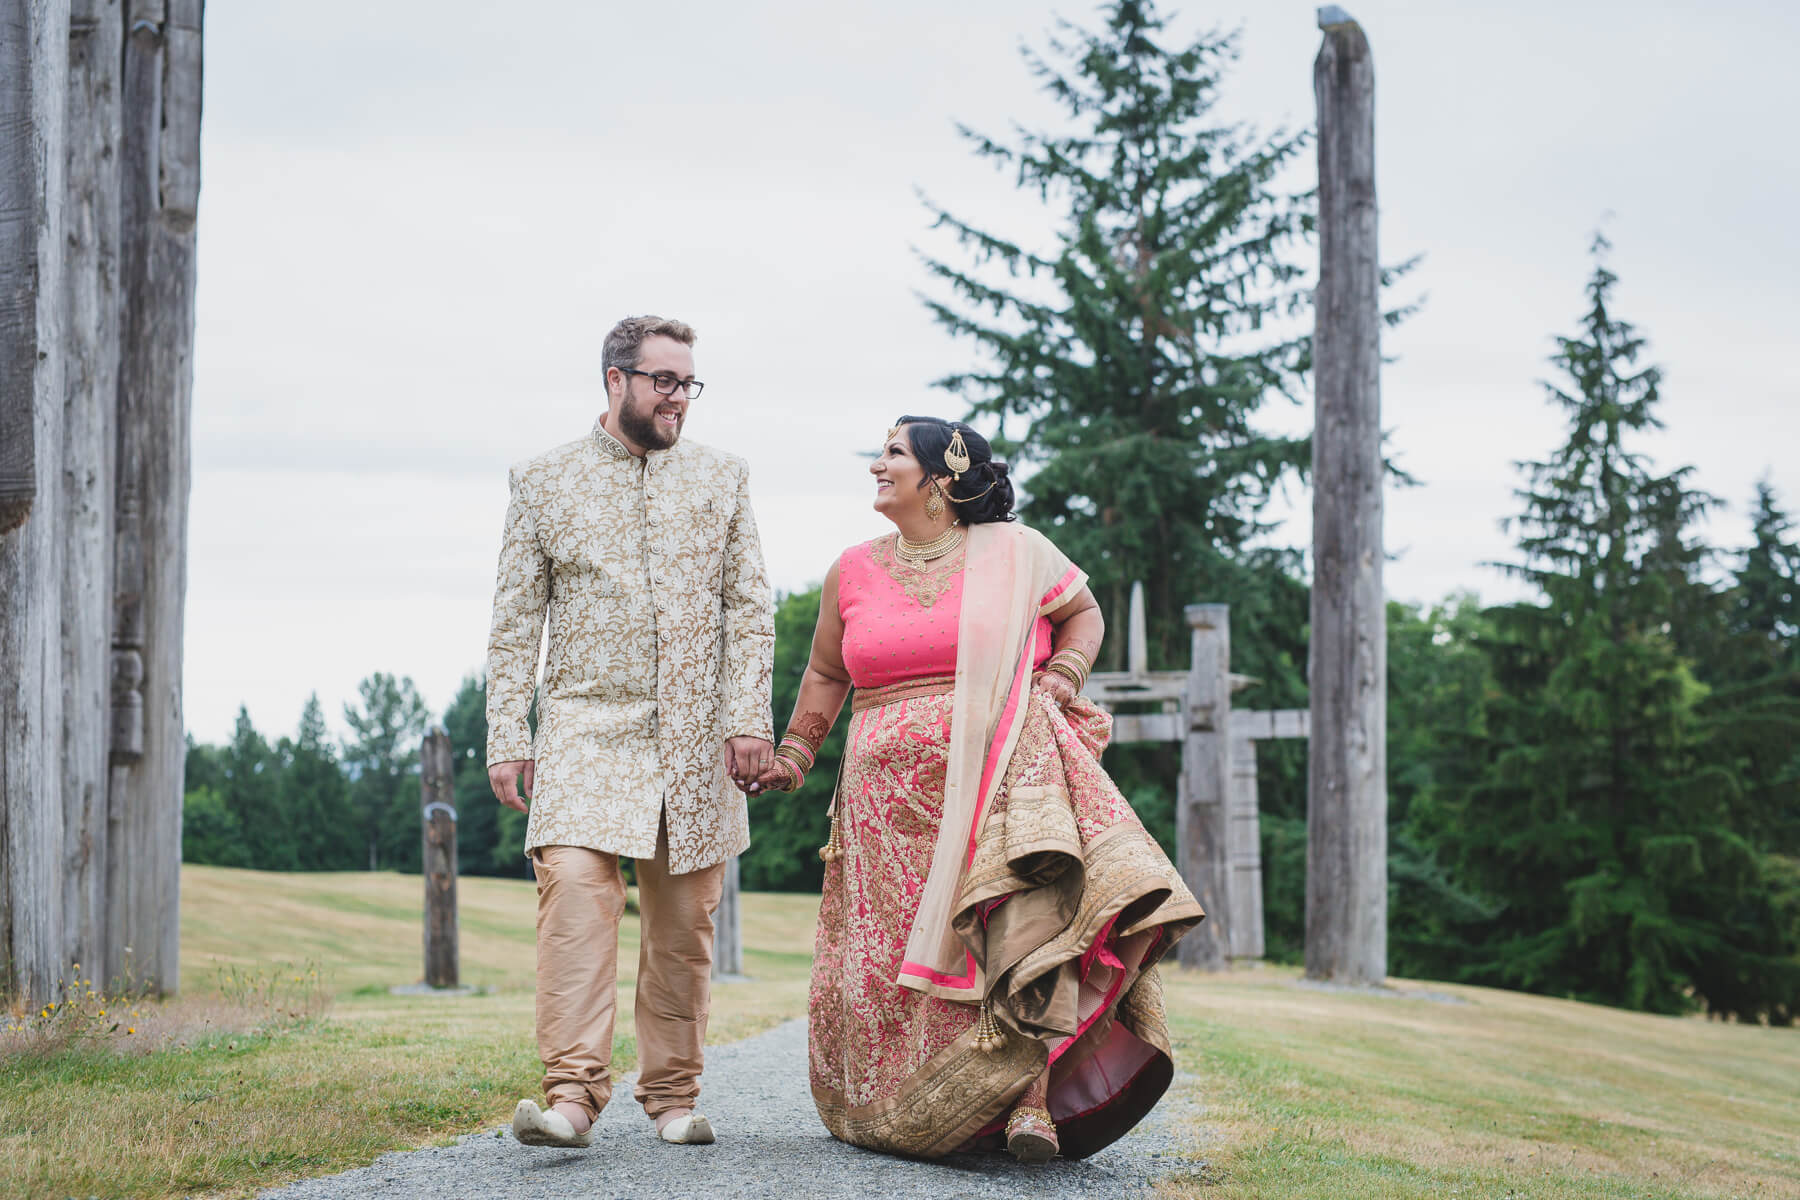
[896,523,966,565]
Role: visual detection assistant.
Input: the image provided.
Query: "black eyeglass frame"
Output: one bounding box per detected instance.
[617,367,705,399]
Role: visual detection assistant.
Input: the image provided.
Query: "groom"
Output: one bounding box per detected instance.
[485,314,774,1148]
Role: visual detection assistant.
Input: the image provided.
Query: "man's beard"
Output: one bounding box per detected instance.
[618,392,681,450]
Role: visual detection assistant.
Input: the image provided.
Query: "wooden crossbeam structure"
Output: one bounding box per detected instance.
[1085,583,1310,967]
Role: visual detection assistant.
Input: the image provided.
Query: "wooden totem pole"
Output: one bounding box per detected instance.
[1306,6,1388,985]
[0,0,203,1005]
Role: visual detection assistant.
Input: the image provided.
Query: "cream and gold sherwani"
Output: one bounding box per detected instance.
[485,420,774,875]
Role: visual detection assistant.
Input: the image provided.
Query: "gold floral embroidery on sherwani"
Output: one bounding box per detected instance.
[484,420,774,874]
[868,533,966,608]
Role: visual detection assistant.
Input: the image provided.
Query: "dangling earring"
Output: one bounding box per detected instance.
[924,482,946,521]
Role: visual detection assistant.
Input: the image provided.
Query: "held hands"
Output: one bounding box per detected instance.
[745,757,801,796]
[489,760,534,813]
[725,736,775,795]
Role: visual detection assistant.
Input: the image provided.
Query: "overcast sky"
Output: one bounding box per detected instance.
[185,0,1800,744]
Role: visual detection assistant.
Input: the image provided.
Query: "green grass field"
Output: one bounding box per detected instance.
[1,865,1795,1199]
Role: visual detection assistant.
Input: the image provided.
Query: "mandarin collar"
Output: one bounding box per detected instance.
[591,418,636,462]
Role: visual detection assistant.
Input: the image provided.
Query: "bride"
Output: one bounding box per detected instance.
[749,416,1203,1161]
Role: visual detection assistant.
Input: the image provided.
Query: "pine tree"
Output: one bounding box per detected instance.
[221,706,295,871]
[277,695,359,870]
[1431,238,1799,1020]
[918,0,1316,673]
[1703,482,1800,858]
[342,673,430,872]
[1732,480,1800,655]
[182,787,250,868]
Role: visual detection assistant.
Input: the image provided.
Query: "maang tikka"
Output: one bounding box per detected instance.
[944,428,972,480]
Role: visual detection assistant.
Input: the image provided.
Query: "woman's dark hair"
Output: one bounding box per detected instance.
[895,416,1016,525]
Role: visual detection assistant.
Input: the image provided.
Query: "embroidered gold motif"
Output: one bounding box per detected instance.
[808,685,1201,1160]
[869,532,966,608]
[484,421,775,874]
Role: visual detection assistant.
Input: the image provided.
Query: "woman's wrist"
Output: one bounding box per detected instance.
[1045,647,1090,692]
[772,745,809,791]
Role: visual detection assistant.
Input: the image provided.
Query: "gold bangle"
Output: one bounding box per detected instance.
[782,728,823,755]
[777,736,816,769]
[1046,652,1089,691]
[773,746,809,790]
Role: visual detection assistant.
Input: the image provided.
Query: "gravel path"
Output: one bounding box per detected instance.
[259,1019,1205,1199]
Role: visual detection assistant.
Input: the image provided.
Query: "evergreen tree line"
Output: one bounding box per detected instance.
[183,672,531,882]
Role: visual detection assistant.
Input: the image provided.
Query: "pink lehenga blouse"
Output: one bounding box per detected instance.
[807,526,1204,1160]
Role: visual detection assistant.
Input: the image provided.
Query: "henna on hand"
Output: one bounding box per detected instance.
[788,711,832,751]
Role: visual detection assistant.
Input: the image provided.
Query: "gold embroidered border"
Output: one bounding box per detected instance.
[813,1020,1044,1158]
[851,674,956,714]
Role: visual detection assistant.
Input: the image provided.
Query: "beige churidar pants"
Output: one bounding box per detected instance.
[532,815,725,1121]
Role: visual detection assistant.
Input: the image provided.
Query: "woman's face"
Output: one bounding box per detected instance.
[870,425,932,522]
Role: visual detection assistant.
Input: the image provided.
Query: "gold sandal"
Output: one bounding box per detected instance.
[1005,1105,1058,1163]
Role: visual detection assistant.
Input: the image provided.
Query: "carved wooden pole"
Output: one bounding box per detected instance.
[107,0,202,995]
[420,727,459,989]
[1226,730,1265,960]
[60,0,124,990]
[1177,604,1232,969]
[0,0,72,1007]
[0,0,47,538]
[1307,6,1387,985]
[712,856,742,979]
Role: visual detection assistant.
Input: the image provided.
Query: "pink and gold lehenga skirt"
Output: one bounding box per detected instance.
[808,677,1205,1160]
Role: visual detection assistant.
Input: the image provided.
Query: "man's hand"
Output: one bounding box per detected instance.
[489,760,534,813]
[724,737,774,794]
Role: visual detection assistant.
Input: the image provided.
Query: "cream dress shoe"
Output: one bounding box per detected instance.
[655,1111,715,1144]
[511,1099,592,1148]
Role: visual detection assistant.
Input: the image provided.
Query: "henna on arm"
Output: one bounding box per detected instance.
[788,711,833,752]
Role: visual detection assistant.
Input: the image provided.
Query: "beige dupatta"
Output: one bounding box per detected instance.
[896,521,1087,1001]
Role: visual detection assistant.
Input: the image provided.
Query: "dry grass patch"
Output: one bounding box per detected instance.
[1153,967,1800,1200]
[0,865,819,1199]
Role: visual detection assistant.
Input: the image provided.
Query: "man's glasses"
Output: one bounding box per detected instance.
[619,367,704,400]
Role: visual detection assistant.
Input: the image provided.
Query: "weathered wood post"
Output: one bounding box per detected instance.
[1227,725,1264,961]
[1307,5,1387,985]
[1177,604,1233,969]
[62,0,125,992]
[0,0,200,1006]
[0,0,43,538]
[1,0,72,1006]
[420,727,459,989]
[104,0,202,996]
[712,856,742,979]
